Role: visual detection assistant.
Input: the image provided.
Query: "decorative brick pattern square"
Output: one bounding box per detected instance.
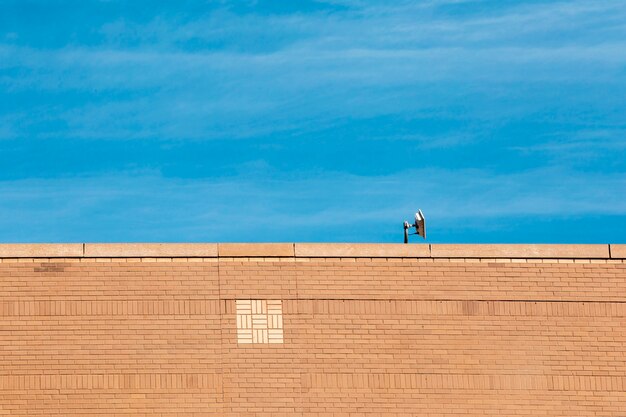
[236,299,283,344]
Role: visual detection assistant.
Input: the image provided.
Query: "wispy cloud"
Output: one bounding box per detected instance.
[0,0,625,242]
[2,0,626,141]
[514,128,626,148]
[0,166,623,242]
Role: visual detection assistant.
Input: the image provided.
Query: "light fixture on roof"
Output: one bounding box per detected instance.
[403,209,426,243]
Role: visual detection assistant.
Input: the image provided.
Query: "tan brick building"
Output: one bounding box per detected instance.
[1,243,625,416]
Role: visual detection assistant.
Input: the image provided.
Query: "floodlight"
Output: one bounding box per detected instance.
[403,209,426,243]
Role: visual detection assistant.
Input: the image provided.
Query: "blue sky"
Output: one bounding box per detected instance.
[1,0,625,243]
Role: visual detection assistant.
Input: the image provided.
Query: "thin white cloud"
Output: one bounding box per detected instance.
[2,1,626,141]
[0,0,624,246]
[0,167,623,241]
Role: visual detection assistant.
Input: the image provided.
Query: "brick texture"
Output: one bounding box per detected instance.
[0,245,625,416]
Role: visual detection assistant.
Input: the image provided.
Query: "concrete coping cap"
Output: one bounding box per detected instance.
[0,243,621,259]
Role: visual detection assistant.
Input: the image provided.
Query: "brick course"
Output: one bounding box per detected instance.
[0,244,624,416]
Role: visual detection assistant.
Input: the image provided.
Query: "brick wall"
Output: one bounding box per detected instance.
[0,243,625,416]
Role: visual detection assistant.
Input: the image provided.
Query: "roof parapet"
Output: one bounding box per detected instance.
[0,243,621,259]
